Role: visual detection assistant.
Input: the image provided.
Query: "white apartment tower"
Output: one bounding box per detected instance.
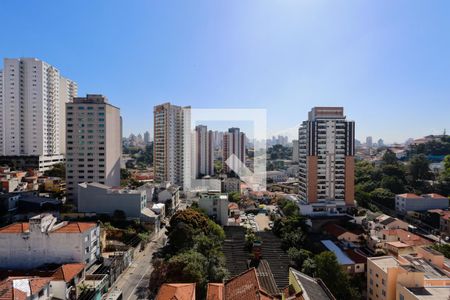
[223,127,246,173]
[153,102,191,187]
[298,107,355,206]
[0,58,77,160]
[194,125,214,178]
[66,95,121,203]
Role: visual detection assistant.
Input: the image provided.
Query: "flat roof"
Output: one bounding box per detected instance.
[321,240,354,265]
[368,256,400,271]
[406,286,450,299]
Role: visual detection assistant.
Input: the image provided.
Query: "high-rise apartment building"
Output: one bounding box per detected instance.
[0,58,77,168]
[292,139,299,162]
[298,107,355,206]
[65,95,121,203]
[144,131,151,145]
[366,136,373,148]
[223,127,246,173]
[153,102,191,187]
[194,125,214,178]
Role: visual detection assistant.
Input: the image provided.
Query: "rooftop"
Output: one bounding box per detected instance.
[320,240,355,265]
[368,256,400,271]
[406,286,450,299]
[290,268,335,300]
[156,283,196,300]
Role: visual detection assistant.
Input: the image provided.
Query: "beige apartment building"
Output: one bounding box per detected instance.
[367,255,450,300]
[65,95,121,203]
[153,102,191,187]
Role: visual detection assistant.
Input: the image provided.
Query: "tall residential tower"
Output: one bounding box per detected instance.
[66,95,121,202]
[194,125,214,178]
[0,58,77,170]
[223,127,246,173]
[298,107,355,206]
[153,102,191,187]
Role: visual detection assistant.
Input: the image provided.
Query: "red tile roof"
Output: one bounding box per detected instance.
[52,263,85,282]
[223,268,275,300]
[423,193,447,199]
[0,223,29,233]
[0,277,51,300]
[51,222,96,233]
[0,222,96,234]
[323,223,362,238]
[397,193,422,199]
[381,229,432,247]
[206,283,224,300]
[156,283,196,300]
[344,249,367,264]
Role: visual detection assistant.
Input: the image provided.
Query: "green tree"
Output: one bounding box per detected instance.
[408,154,432,182]
[314,251,360,300]
[431,244,450,259]
[382,149,398,165]
[282,201,299,217]
[380,176,405,194]
[228,192,241,203]
[288,247,312,269]
[44,163,66,178]
[370,188,395,209]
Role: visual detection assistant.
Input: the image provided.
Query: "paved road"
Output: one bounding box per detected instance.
[110,228,166,300]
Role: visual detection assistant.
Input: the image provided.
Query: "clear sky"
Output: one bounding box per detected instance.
[1,0,449,144]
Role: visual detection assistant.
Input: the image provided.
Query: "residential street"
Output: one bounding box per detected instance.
[110,228,166,300]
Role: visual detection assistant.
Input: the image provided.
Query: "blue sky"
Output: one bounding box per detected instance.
[1,0,449,143]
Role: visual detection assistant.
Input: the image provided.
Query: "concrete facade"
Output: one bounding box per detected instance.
[298,107,355,206]
[0,58,77,157]
[78,182,146,219]
[0,214,99,269]
[395,193,449,214]
[198,191,229,225]
[66,95,121,202]
[153,102,191,188]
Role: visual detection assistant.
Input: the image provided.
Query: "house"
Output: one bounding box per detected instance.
[439,210,450,238]
[0,214,100,269]
[283,267,335,300]
[42,177,65,193]
[320,240,364,274]
[198,191,229,225]
[156,182,180,213]
[156,283,196,300]
[206,268,277,300]
[48,263,86,300]
[322,223,363,247]
[380,229,432,248]
[395,193,449,215]
[78,182,147,220]
[0,277,52,300]
[372,214,409,230]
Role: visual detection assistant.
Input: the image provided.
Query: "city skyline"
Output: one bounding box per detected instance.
[1,1,449,144]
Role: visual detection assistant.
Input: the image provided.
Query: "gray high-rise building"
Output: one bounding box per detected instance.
[298,107,355,206]
[66,95,121,203]
[292,139,299,162]
[144,131,151,145]
[223,127,246,173]
[194,125,214,178]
